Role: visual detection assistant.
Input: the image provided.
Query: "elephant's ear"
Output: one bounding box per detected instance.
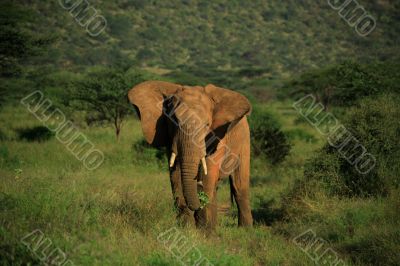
[128,81,182,146]
[205,84,252,131]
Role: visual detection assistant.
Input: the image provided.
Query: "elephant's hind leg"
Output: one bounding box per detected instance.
[229,153,253,227]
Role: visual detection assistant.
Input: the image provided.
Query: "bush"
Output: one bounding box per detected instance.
[132,139,166,168]
[300,94,400,197]
[17,126,54,142]
[249,107,291,164]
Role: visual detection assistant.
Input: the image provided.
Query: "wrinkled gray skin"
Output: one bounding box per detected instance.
[129,81,253,230]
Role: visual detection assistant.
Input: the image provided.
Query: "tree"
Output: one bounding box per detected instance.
[285,61,395,108]
[249,107,291,165]
[73,67,144,140]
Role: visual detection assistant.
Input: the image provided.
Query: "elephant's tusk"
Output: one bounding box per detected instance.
[169,153,176,167]
[201,157,208,175]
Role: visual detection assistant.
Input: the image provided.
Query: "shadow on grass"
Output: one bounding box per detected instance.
[17,126,54,142]
[0,192,18,211]
[339,231,400,266]
[0,241,41,265]
[250,175,280,186]
[252,198,284,226]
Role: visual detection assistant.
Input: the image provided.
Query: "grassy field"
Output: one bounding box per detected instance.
[1,101,398,266]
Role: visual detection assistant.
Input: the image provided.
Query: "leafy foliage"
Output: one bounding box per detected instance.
[286,61,400,107]
[198,191,210,209]
[300,94,400,197]
[131,139,165,168]
[249,107,291,164]
[73,67,144,139]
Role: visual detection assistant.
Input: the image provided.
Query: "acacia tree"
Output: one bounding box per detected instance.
[74,67,143,140]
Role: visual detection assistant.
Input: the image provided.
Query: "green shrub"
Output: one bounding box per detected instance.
[300,94,400,197]
[17,126,54,142]
[132,139,166,168]
[249,107,291,164]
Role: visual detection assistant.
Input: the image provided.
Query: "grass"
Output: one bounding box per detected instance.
[0,102,398,265]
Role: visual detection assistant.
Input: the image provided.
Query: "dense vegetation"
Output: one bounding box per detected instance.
[1,0,400,265]
[284,61,400,108]
[249,107,291,165]
[296,94,400,197]
[2,0,400,100]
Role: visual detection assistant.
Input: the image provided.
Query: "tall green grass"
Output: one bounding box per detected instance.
[1,100,398,265]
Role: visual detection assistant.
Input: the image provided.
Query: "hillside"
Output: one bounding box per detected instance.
[8,0,400,90]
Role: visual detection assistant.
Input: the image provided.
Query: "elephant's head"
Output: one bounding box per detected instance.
[128,81,251,211]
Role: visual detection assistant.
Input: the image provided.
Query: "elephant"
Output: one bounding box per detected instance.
[128,81,253,230]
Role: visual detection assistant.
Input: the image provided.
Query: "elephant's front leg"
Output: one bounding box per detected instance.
[169,163,194,226]
[195,157,220,231]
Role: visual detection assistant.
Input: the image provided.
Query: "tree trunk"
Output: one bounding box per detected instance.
[116,126,120,141]
[114,109,122,142]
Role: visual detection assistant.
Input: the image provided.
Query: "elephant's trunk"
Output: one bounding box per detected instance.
[177,125,206,211]
[181,159,201,211]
